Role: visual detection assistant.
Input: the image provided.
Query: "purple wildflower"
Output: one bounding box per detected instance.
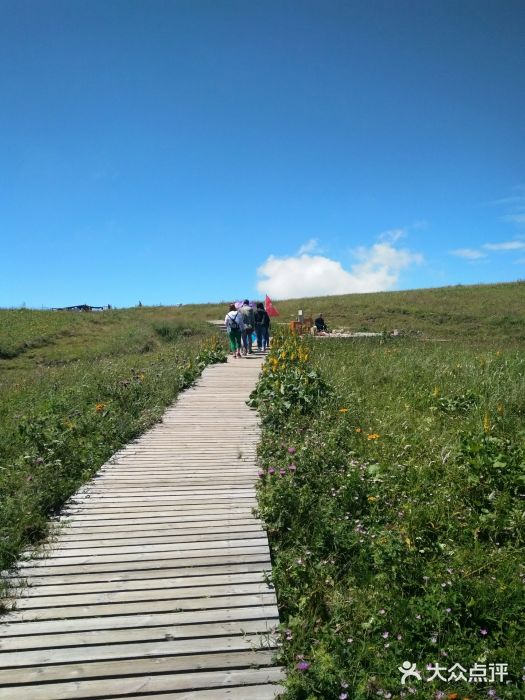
[480,628,488,636]
[288,447,296,454]
[288,463,297,472]
[268,467,275,475]
[296,661,310,671]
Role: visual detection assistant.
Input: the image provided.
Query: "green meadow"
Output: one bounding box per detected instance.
[0,306,226,596]
[0,282,523,700]
[250,284,524,699]
[272,280,525,345]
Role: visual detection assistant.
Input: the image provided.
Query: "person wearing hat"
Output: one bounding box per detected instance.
[240,299,255,355]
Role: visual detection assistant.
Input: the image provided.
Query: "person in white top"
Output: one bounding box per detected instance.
[224,304,245,358]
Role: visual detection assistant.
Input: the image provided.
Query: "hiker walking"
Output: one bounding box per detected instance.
[240,299,255,355]
[225,304,244,358]
[254,301,271,351]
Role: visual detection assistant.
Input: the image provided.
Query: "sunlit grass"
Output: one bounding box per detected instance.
[251,331,524,699]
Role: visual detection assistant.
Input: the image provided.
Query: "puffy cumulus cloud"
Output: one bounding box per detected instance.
[256,241,423,299]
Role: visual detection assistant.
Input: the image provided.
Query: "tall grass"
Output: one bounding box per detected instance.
[0,307,227,602]
[251,331,524,699]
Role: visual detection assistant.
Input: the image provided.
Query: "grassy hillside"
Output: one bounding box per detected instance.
[0,307,226,598]
[251,329,524,699]
[269,281,525,344]
[0,280,522,602]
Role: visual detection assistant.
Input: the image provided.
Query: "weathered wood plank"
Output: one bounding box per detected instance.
[0,667,285,700]
[0,634,276,668]
[20,571,268,597]
[0,650,278,686]
[9,559,270,588]
[13,550,271,577]
[0,617,278,651]
[14,581,272,609]
[103,684,285,700]
[0,605,279,638]
[8,590,277,623]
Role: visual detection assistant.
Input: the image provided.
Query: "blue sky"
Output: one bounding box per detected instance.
[1,0,524,307]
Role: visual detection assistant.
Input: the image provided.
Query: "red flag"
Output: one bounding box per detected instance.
[265,295,279,317]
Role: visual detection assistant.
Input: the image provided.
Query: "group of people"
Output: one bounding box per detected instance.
[225,300,271,357]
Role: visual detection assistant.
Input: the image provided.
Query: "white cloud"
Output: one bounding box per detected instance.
[501,214,525,225]
[483,240,525,251]
[297,239,321,255]
[256,240,423,299]
[378,228,406,243]
[451,248,487,260]
[492,185,525,225]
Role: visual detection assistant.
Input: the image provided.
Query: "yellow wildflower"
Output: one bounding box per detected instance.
[483,413,491,434]
[432,385,440,398]
[367,433,380,440]
[339,408,349,413]
[367,496,377,502]
[95,403,106,413]
[355,427,362,433]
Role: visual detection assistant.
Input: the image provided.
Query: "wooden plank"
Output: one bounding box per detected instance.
[0,605,279,638]
[7,592,277,622]
[14,581,272,609]
[102,684,284,700]
[0,650,277,685]
[0,617,278,651]
[55,521,261,538]
[38,532,267,554]
[0,634,276,668]
[10,559,271,587]
[0,667,285,700]
[27,538,268,564]
[13,550,271,577]
[21,571,268,597]
[56,512,256,525]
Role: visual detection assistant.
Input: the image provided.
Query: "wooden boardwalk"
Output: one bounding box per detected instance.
[0,355,283,699]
